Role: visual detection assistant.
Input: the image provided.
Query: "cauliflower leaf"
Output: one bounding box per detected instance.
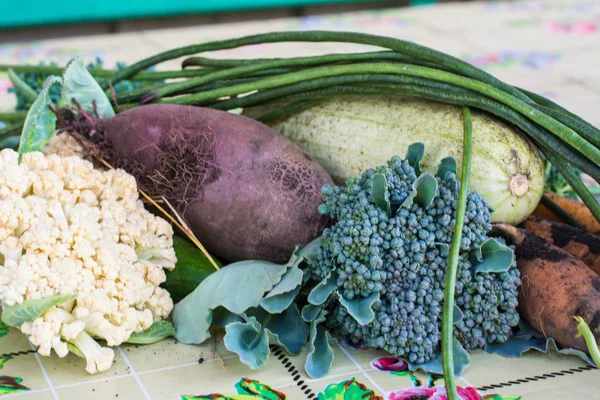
[2,293,76,327]
[18,76,61,157]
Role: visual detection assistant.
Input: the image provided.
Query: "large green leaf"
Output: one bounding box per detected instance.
[301,304,323,322]
[172,260,288,344]
[18,76,61,157]
[338,293,379,325]
[224,315,270,370]
[408,338,470,377]
[126,321,176,344]
[305,310,334,379]
[307,274,337,306]
[371,173,391,215]
[296,236,324,265]
[471,238,514,274]
[262,305,308,356]
[162,235,221,303]
[59,57,114,117]
[2,293,76,327]
[260,264,303,314]
[235,378,286,399]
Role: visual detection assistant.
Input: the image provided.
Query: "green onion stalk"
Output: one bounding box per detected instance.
[4,31,600,398]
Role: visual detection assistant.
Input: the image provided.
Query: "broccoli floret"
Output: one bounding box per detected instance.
[8,58,162,111]
[305,147,521,365]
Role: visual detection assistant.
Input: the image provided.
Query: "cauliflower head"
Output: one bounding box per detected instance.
[0,149,177,374]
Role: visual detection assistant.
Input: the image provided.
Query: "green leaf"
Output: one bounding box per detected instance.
[485,336,547,358]
[305,310,334,379]
[413,173,438,208]
[8,68,39,103]
[437,243,449,257]
[371,173,391,215]
[405,142,425,175]
[59,57,114,117]
[235,377,286,399]
[263,304,308,356]
[338,293,379,325]
[162,235,222,303]
[408,338,470,377]
[547,337,595,366]
[260,264,303,314]
[172,258,289,344]
[126,321,176,344]
[453,305,464,324]
[317,377,381,400]
[18,76,61,158]
[436,156,457,180]
[212,307,242,328]
[296,236,324,265]
[301,304,322,322]
[307,274,337,306]
[401,172,438,209]
[2,293,76,327]
[471,238,514,274]
[224,315,270,370]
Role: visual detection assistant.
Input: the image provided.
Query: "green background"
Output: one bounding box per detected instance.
[1,0,437,29]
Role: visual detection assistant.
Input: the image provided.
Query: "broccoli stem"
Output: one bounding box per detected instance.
[441,106,473,400]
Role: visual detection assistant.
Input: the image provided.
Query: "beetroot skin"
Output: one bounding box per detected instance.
[63,104,333,263]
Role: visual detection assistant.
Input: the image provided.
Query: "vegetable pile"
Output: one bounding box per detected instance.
[1,29,600,400]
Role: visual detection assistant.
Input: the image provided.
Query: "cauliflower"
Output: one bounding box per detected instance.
[0,149,177,374]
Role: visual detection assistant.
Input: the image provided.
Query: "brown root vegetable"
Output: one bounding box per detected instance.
[533,193,600,233]
[494,224,600,353]
[522,215,600,275]
[57,104,333,263]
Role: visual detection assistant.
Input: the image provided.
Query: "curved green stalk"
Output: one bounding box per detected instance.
[147,53,432,101]
[0,111,28,122]
[181,50,427,68]
[0,64,219,80]
[209,73,475,110]
[104,30,531,102]
[165,62,600,166]
[540,194,585,230]
[442,107,472,400]
[543,150,600,226]
[8,68,39,103]
[255,100,324,123]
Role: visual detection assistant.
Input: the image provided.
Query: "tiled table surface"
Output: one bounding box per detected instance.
[1,1,600,399]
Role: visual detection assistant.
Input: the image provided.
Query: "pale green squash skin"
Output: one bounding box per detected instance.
[246,96,545,225]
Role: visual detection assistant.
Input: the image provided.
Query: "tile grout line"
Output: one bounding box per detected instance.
[117,347,153,400]
[336,343,387,396]
[53,373,132,389]
[137,355,237,376]
[30,343,60,400]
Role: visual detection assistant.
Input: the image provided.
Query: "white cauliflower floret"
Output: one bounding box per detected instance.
[0,149,177,375]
